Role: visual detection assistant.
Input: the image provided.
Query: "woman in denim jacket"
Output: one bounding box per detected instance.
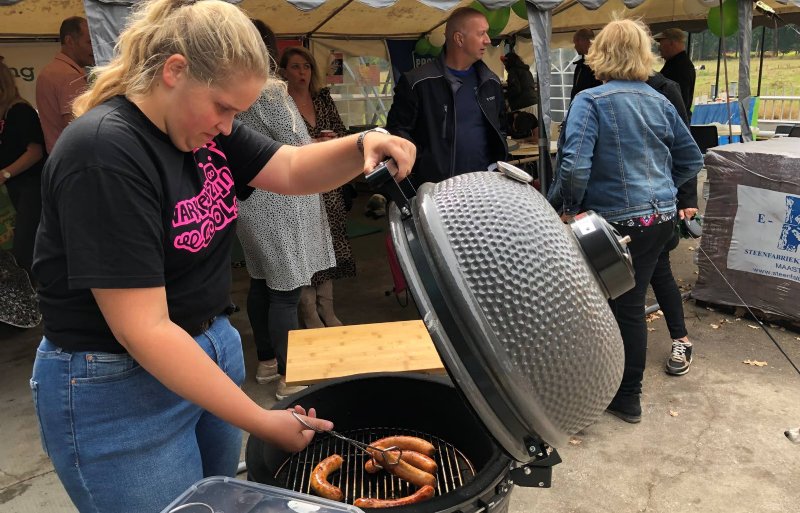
[549,19,703,424]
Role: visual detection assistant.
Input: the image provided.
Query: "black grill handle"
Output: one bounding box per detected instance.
[364,159,415,219]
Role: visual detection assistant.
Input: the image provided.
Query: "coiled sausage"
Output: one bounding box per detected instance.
[310,454,344,502]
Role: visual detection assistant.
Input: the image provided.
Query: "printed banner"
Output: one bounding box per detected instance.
[727,184,800,284]
[326,50,344,84]
[386,40,438,84]
[357,63,380,86]
[0,42,61,109]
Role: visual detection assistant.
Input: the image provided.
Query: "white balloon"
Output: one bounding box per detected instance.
[428,31,446,48]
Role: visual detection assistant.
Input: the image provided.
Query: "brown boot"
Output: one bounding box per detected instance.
[316,280,343,327]
[298,285,324,329]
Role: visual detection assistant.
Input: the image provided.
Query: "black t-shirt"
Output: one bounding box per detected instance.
[0,102,46,188]
[33,96,281,352]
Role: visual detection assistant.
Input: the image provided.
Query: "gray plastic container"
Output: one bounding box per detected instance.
[160,476,365,513]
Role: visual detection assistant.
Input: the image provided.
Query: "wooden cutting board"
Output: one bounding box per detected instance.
[285,320,445,385]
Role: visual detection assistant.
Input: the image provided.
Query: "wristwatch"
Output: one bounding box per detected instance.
[356,127,390,155]
[1,170,11,180]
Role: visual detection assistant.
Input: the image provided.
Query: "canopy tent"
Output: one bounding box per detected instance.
[1,0,798,185]
[1,0,797,40]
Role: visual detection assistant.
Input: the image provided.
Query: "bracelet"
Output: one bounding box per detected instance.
[356,127,389,155]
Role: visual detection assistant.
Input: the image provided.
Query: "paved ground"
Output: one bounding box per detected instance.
[1,190,799,513]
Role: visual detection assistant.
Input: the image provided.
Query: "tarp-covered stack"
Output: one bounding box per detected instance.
[693,138,800,322]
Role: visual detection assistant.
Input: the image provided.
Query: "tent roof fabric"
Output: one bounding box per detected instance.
[0,0,798,38]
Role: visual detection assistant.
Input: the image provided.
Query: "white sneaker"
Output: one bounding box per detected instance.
[276,379,307,401]
[255,360,279,384]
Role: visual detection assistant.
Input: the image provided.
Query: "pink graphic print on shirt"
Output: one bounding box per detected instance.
[172,142,237,252]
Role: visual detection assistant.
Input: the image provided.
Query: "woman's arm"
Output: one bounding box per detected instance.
[249,130,415,195]
[669,112,703,189]
[0,142,44,185]
[554,96,598,216]
[92,287,333,451]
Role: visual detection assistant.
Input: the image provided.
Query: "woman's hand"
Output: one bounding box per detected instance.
[678,208,698,220]
[260,405,334,453]
[362,132,416,181]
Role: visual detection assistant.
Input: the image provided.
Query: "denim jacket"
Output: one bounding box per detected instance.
[548,80,703,222]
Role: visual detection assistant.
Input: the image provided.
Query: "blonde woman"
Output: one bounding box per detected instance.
[280,46,354,329]
[29,1,414,511]
[0,60,45,278]
[548,19,702,424]
[235,20,335,400]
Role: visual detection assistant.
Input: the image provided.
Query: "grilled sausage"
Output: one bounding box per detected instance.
[366,447,436,488]
[370,436,436,457]
[310,454,344,502]
[354,485,436,509]
[365,449,438,475]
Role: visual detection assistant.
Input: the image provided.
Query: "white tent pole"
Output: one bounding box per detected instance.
[737,0,754,142]
[525,1,555,196]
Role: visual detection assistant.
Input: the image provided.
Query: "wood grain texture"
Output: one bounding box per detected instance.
[285,320,444,385]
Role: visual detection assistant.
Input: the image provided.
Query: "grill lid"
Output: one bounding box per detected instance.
[370,163,633,462]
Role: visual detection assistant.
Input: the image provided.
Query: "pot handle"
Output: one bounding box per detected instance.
[364,159,416,219]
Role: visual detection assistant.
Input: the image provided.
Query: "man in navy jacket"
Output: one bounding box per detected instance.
[386,7,507,187]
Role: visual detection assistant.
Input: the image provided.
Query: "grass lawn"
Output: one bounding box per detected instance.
[690,55,800,120]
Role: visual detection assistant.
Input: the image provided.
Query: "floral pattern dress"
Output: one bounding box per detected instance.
[302,87,356,285]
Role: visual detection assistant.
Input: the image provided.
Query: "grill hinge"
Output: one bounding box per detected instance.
[508,443,562,488]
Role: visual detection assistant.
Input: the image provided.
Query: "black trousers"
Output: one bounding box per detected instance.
[246,278,301,376]
[650,232,688,341]
[5,174,41,276]
[608,219,676,396]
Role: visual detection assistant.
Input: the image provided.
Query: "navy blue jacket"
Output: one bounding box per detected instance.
[386,54,507,187]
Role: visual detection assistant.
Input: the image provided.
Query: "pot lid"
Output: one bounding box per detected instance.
[372,164,633,462]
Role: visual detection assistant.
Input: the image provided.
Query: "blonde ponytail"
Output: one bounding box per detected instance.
[73,0,269,117]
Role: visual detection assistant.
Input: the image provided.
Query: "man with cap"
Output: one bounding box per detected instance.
[653,28,696,118]
[570,28,602,100]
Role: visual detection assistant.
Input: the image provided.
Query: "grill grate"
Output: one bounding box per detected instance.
[275,427,475,504]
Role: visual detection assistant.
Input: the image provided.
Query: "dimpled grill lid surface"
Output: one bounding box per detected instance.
[391,172,624,456]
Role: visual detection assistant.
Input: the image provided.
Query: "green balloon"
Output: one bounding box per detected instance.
[707,3,738,37]
[429,45,443,57]
[512,0,528,19]
[486,7,511,38]
[722,0,738,16]
[470,1,489,16]
[415,37,432,56]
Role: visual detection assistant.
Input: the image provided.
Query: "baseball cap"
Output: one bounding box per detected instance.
[652,28,686,43]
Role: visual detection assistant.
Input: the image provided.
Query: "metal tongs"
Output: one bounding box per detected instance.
[292,411,402,467]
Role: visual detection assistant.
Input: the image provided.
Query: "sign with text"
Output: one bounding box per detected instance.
[727,184,800,284]
[326,51,343,84]
[0,42,61,109]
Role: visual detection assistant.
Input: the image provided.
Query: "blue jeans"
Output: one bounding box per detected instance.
[30,316,245,513]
